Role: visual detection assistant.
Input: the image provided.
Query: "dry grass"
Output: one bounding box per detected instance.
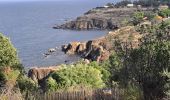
[0,88,23,100]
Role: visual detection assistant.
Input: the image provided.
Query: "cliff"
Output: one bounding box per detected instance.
[54,8,151,30]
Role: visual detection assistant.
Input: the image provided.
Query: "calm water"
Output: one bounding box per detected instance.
[0,0,119,67]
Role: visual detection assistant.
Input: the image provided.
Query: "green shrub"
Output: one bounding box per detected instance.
[49,64,105,91]
[0,33,20,68]
[45,77,57,92]
[123,85,143,100]
[0,33,24,87]
[158,9,170,18]
[132,12,144,25]
[17,76,38,92]
[88,61,111,85]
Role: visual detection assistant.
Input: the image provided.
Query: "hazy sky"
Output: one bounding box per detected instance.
[0,0,61,2]
[0,0,114,1]
[0,0,76,2]
[0,0,117,2]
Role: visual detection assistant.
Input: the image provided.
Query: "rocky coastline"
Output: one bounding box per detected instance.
[28,26,143,84]
[28,7,149,84]
[53,7,152,30]
[61,26,142,62]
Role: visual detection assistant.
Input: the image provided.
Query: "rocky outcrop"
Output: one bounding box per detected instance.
[62,42,81,55]
[62,26,142,62]
[28,66,60,84]
[62,40,111,62]
[54,8,152,30]
[54,17,119,30]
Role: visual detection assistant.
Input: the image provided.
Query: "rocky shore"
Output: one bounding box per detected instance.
[53,7,151,30]
[28,26,143,85]
[28,7,149,84]
[61,26,142,62]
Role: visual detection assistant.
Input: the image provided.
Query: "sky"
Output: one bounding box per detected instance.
[0,0,117,2]
[0,0,75,2]
[0,0,113,2]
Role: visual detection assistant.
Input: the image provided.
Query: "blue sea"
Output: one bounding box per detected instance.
[0,0,120,67]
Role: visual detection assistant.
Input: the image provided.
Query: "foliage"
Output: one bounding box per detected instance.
[88,61,111,85]
[114,0,132,8]
[17,76,38,92]
[0,33,24,89]
[144,12,157,21]
[133,0,160,7]
[161,69,170,98]
[4,69,20,87]
[0,33,20,68]
[47,64,105,91]
[0,71,5,87]
[45,77,57,92]
[123,85,143,100]
[158,9,170,18]
[127,22,170,99]
[132,12,144,25]
[0,88,23,100]
[100,51,123,87]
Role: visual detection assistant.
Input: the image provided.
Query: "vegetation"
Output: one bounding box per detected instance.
[114,0,132,8]
[132,11,145,25]
[1,1,170,99]
[0,33,19,68]
[0,33,24,89]
[158,8,170,18]
[45,64,105,91]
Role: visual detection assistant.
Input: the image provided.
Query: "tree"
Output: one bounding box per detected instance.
[128,22,170,99]
[114,0,132,8]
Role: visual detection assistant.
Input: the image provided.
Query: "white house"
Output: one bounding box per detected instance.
[104,5,109,8]
[127,4,134,8]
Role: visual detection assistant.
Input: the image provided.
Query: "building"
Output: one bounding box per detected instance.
[127,4,134,8]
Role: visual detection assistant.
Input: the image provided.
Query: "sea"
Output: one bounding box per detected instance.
[0,0,120,67]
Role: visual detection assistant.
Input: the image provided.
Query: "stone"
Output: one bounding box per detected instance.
[28,66,60,83]
[48,48,56,53]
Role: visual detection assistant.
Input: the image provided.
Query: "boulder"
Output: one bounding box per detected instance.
[28,66,60,84]
[62,42,81,55]
[48,48,56,53]
[76,43,86,54]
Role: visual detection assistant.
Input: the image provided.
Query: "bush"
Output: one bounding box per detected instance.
[45,77,57,92]
[123,85,143,100]
[88,61,111,85]
[48,64,105,91]
[0,33,23,88]
[17,76,38,92]
[0,33,20,68]
[132,12,144,25]
[4,69,20,88]
[158,9,170,18]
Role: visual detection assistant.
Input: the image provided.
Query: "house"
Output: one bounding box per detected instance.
[104,3,114,8]
[127,4,134,8]
[137,5,142,9]
[104,5,109,8]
